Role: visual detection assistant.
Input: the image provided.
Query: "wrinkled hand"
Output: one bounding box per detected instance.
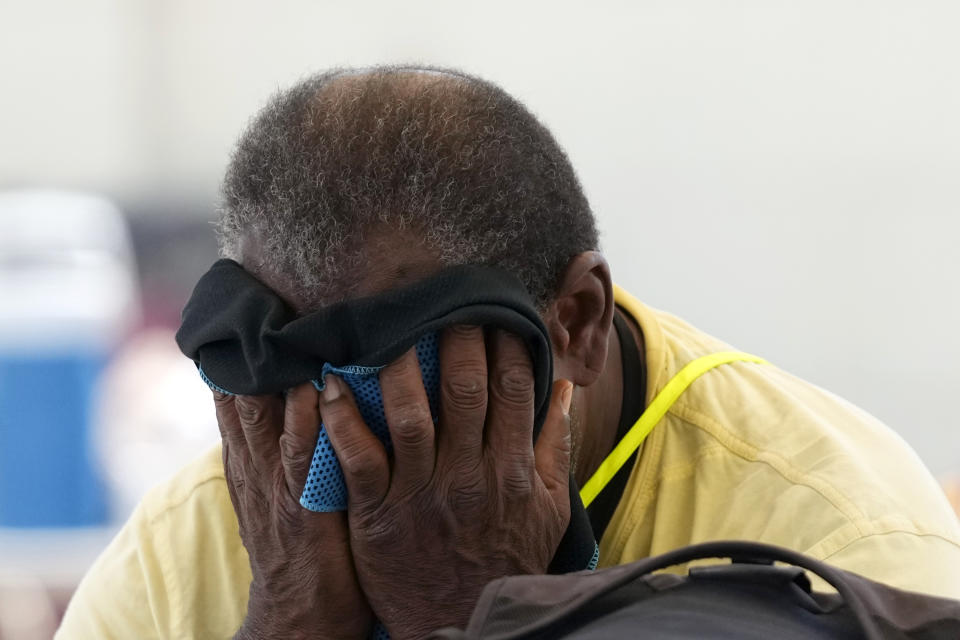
[213,384,373,640]
[322,327,574,639]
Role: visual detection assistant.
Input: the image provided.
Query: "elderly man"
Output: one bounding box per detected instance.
[58,66,960,639]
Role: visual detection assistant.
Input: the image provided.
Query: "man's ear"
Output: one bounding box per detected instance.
[544,251,615,386]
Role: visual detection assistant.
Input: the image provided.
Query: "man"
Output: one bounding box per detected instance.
[58,66,960,639]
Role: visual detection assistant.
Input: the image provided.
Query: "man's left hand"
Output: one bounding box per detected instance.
[321,326,574,639]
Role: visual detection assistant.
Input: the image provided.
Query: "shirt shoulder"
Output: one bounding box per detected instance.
[140,442,228,519]
[57,444,251,640]
[606,286,960,598]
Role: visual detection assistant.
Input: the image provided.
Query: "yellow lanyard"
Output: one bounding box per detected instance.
[579,351,768,508]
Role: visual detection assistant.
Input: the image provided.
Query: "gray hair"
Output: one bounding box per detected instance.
[218,65,599,310]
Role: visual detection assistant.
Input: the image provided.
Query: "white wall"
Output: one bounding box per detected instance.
[2,0,958,473]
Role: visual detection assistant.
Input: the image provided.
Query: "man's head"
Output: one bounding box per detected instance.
[219,65,615,388]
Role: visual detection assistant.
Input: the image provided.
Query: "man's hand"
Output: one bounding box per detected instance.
[322,327,574,639]
[213,384,373,640]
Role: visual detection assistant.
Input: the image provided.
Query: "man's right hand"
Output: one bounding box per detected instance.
[213,384,373,640]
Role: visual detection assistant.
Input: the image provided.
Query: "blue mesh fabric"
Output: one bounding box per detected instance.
[300,332,441,512]
[588,542,600,570]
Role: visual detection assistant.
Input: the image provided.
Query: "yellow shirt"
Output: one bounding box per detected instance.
[57,287,960,639]
[603,286,960,595]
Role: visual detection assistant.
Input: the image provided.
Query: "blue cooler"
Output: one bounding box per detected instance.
[0,191,138,527]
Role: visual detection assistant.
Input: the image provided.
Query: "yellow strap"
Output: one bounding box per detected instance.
[579,351,768,508]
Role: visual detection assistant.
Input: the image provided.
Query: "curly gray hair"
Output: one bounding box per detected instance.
[218,65,599,310]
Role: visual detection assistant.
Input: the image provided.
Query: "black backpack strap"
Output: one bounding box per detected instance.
[609,541,886,638]
[465,540,888,640]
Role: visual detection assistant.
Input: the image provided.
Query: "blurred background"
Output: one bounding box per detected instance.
[1,1,958,637]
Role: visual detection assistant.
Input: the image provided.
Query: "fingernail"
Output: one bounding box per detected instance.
[322,375,342,402]
[560,381,573,416]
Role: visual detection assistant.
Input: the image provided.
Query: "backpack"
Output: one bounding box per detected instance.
[429,540,960,639]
